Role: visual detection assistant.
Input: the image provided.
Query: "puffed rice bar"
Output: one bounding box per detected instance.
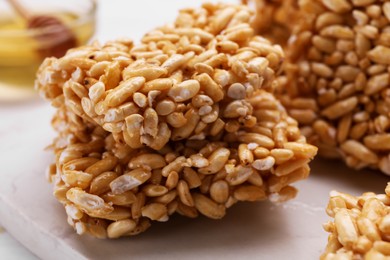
[322,183,390,259]
[255,0,390,175]
[37,2,318,238]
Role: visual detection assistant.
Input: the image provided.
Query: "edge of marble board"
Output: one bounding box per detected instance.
[0,195,87,260]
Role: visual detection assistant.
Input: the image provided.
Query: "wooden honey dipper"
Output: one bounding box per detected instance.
[7,0,77,58]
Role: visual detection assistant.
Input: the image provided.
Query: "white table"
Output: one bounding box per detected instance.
[1,1,389,259]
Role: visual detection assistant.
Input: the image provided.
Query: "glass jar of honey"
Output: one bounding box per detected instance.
[0,0,96,102]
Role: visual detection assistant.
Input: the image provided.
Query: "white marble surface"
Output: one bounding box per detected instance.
[0,229,38,260]
[1,0,390,259]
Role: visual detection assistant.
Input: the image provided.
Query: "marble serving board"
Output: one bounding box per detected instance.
[0,101,389,260]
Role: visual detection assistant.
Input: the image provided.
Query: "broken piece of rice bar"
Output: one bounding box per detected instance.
[322,183,390,259]
[47,89,317,238]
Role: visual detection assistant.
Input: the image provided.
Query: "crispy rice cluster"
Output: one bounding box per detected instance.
[250,0,390,175]
[36,3,317,238]
[322,184,390,259]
